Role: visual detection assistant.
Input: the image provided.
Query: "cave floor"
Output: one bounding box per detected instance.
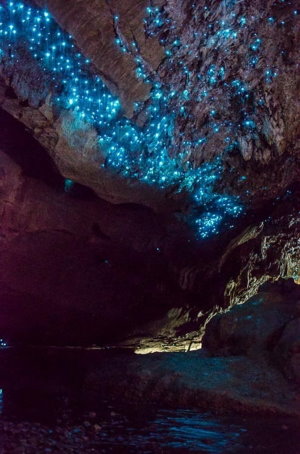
[0,347,299,453]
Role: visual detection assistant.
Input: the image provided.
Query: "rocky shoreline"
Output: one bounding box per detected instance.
[0,402,299,454]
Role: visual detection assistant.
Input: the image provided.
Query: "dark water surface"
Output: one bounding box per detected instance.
[0,348,299,453]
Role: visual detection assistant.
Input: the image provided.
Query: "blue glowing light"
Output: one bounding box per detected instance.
[0,339,8,348]
[64,179,74,192]
[0,0,288,239]
[250,38,262,52]
[242,119,256,130]
[265,68,278,83]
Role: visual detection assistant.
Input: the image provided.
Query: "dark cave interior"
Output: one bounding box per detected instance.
[0,0,299,452]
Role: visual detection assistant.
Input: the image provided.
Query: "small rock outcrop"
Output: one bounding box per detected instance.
[203,282,300,383]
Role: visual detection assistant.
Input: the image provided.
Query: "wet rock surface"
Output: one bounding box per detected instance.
[85,353,300,417]
[0,347,299,418]
[0,347,299,453]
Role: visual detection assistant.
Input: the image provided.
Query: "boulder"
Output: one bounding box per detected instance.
[203,284,300,359]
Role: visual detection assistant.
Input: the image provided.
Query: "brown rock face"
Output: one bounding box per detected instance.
[0,0,299,209]
[0,108,299,350]
[0,0,299,350]
[202,281,300,387]
[0,108,193,346]
[34,0,164,116]
[203,282,300,354]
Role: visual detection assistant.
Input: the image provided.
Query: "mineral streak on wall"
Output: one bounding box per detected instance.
[0,0,295,238]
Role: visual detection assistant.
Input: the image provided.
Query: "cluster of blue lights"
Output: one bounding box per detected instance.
[264,68,278,84]
[142,0,298,232]
[250,37,262,52]
[0,338,8,348]
[144,6,170,37]
[0,0,295,239]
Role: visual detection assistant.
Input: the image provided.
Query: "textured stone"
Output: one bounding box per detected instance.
[0,0,300,424]
[221,213,300,309]
[0,109,193,346]
[34,0,164,117]
[84,350,300,416]
[0,0,299,210]
[0,106,299,350]
[0,348,299,417]
[202,284,300,358]
[0,0,299,352]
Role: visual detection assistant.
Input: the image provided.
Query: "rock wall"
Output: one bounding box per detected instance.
[0,0,299,215]
[0,108,192,346]
[203,281,300,383]
[0,0,299,348]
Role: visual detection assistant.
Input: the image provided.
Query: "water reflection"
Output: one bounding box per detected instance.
[99,409,244,453]
[151,411,242,452]
[95,409,299,453]
[0,348,299,453]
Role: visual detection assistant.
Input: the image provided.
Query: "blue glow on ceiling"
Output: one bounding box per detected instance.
[0,0,292,239]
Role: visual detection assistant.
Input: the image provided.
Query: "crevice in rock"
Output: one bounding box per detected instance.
[0,107,63,190]
[4,86,18,100]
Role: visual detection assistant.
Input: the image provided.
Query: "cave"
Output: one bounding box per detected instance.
[0,0,299,452]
